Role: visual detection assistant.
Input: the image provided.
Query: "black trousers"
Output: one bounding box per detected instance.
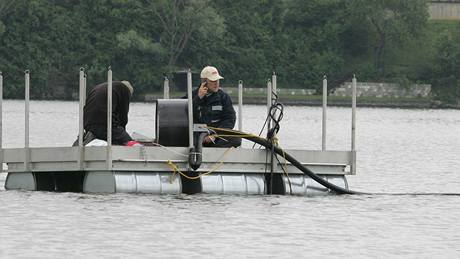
[89,125,132,145]
[73,125,132,146]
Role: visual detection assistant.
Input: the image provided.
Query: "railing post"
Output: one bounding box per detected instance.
[187,69,193,149]
[322,75,327,151]
[107,67,113,170]
[266,79,272,133]
[163,76,170,99]
[0,71,3,172]
[269,73,278,193]
[24,70,30,172]
[271,71,277,130]
[238,80,243,131]
[351,75,357,175]
[78,68,85,170]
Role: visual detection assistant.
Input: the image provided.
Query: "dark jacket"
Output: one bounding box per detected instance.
[84,81,131,130]
[191,88,236,129]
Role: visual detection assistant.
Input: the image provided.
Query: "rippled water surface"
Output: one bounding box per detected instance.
[1,100,459,258]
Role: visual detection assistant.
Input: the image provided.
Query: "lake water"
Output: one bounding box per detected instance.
[0,100,459,258]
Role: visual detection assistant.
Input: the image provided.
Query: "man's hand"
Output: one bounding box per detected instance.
[203,135,215,144]
[198,82,208,98]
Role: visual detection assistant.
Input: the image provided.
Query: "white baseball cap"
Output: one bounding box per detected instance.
[200,66,224,81]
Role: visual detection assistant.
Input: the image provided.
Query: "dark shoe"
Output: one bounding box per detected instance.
[72,131,97,146]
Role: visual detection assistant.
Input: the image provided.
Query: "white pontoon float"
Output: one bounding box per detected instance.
[1,69,358,195]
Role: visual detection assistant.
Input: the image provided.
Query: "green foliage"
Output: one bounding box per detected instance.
[0,0,458,103]
[148,0,225,69]
[0,21,5,35]
[429,27,460,103]
[343,0,429,78]
[116,30,164,55]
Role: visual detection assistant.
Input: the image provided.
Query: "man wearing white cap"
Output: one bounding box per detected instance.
[192,66,240,147]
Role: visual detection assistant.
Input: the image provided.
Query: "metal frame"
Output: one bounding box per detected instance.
[2,145,353,176]
[24,70,30,172]
[272,71,277,98]
[319,74,357,173]
[238,80,243,131]
[186,69,193,149]
[266,79,272,132]
[107,67,113,170]
[351,75,357,174]
[163,76,169,99]
[78,68,86,170]
[0,69,358,180]
[0,71,2,172]
[322,75,327,151]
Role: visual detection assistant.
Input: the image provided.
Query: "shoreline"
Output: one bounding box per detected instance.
[140,94,460,109]
[244,98,460,109]
[2,95,458,110]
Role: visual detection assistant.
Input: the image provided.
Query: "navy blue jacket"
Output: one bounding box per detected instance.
[191,88,236,129]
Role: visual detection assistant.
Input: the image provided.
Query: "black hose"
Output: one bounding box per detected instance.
[212,128,362,195]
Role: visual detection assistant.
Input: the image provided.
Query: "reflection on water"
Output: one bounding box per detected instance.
[0,101,460,257]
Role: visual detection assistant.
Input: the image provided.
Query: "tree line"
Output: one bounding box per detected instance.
[0,0,459,103]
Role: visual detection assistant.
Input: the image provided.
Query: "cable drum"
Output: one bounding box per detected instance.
[156,99,189,147]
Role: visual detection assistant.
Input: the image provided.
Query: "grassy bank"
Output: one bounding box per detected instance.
[138,91,459,109]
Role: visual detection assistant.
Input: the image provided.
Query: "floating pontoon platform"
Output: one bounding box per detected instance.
[4,146,353,195]
[0,68,358,196]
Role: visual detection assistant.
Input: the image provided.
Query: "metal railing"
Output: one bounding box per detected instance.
[104,69,358,173]
[238,80,243,131]
[186,69,193,149]
[24,70,30,172]
[322,76,327,151]
[320,74,357,174]
[163,76,169,99]
[78,68,86,170]
[0,69,357,175]
[0,71,2,171]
